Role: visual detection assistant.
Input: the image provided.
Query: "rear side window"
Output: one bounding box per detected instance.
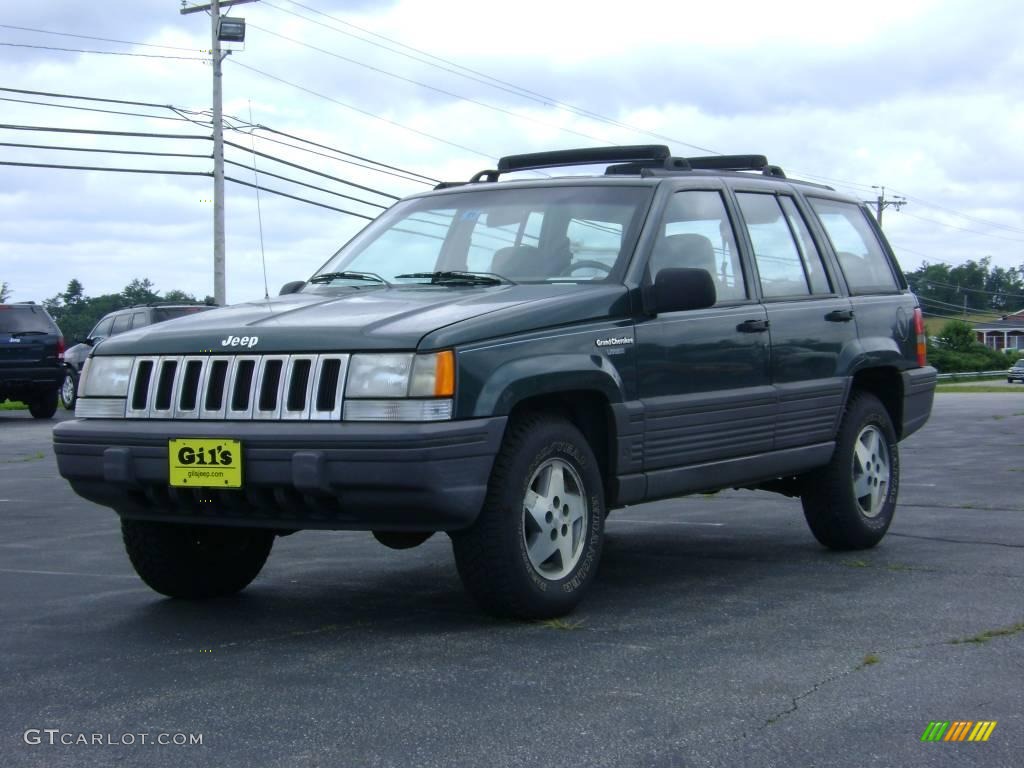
[655,190,747,302]
[111,314,132,335]
[808,198,899,294]
[130,312,148,329]
[0,306,56,333]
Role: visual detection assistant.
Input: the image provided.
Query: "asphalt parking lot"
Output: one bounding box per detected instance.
[2,394,1022,768]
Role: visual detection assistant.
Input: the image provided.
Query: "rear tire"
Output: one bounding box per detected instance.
[122,520,274,599]
[801,392,899,550]
[28,389,58,419]
[451,413,605,619]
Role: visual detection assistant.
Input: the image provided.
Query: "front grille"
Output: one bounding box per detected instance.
[124,354,349,420]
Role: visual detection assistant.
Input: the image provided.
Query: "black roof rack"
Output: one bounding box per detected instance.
[437,146,804,188]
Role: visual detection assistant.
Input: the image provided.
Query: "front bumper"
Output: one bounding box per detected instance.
[53,417,507,531]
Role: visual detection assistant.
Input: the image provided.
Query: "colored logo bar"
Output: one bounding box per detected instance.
[921,721,997,742]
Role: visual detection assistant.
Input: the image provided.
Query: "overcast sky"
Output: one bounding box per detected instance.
[1,0,1022,304]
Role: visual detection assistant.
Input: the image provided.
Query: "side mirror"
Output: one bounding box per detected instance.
[648,268,716,314]
[84,337,100,347]
[279,280,306,296]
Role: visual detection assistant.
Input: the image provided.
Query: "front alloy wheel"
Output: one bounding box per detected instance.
[522,458,589,580]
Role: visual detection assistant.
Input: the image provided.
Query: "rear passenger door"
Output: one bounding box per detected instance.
[731,189,856,450]
[634,187,774,482]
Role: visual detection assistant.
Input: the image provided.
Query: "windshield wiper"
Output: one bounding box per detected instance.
[393,271,513,286]
[308,271,391,286]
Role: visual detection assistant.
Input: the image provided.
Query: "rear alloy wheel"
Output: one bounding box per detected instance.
[452,413,605,619]
[801,392,899,550]
[60,369,77,410]
[122,520,274,599]
[28,389,58,419]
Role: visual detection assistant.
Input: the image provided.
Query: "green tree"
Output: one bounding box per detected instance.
[936,320,977,352]
[162,289,197,303]
[122,278,159,306]
[0,281,10,302]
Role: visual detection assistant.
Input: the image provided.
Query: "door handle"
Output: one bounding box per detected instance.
[825,309,855,322]
[737,319,769,333]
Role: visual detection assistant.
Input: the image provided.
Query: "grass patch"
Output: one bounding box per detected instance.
[537,618,586,631]
[841,559,871,568]
[858,653,880,669]
[0,400,27,411]
[3,451,45,463]
[949,621,1024,645]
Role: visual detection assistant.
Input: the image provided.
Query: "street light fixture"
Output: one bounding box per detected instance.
[217,17,246,43]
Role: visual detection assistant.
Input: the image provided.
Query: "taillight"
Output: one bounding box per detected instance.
[56,336,66,359]
[913,307,926,367]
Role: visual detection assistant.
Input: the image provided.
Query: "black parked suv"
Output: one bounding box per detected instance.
[61,303,214,409]
[1,302,64,418]
[54,146,937,618]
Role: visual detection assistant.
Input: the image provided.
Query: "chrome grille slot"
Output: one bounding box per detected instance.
[253,355,288,420]
[201,359,229,418]
[282,355,317,420]
[227,356,259,419]
[173,356,208,419]
[310,355,347,421]
[125,353,349,421]
[126,357,158,417]
[150,357,182,417]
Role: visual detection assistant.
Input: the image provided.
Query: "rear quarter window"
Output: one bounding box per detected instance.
[808,198,900,294]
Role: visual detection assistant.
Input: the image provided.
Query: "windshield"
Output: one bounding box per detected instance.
[311,185,653,286]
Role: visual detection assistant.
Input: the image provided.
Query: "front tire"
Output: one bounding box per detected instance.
[451,413,605,619]
[122,520,274,599]
[801,392,899,550]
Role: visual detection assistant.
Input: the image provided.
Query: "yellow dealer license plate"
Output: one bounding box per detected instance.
[168,438,242,488]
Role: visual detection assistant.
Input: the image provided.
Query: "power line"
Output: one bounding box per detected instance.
[262,0,720,155]
[253,125,438,183]
[899,211,1024,244]
[0,123,210,140]
[246,21,616,147]
[0,160,211,176]
[223,158,388,209]
[892,192,1024,236]
[1,86,439,186]
[0,141,211,159]
[223,138,400,199]
[224,176,375,219]
[227,59,507,164]
[908,277,1024,301]
[0,96,193,123]
[0,23,203,52]
[0,42,208,61]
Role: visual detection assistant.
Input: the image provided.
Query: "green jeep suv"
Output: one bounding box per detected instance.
[54,146,936,618]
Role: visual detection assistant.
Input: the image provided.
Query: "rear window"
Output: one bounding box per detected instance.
[0,305,57,334]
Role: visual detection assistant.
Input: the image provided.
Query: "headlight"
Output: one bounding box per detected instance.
[78,356,133,397]
[346,351,454,398]
[344,350,454,421]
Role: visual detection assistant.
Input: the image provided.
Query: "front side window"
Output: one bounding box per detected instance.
[808,198,899,294]
[90,317,113,339]
[312,186,653,286]
[654,190,747,302]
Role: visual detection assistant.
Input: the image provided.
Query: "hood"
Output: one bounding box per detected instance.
[95,284,631,356]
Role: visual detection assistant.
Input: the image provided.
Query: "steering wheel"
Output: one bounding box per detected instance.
[560,260,612,276]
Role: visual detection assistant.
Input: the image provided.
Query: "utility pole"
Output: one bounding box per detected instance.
[181,0,257,305]
[865,185,907,228]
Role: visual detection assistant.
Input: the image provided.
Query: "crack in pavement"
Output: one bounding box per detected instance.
[887,532,1024,549]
